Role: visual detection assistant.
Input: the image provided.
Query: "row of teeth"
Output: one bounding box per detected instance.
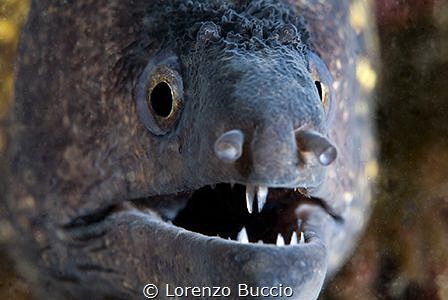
[245,185,268,214]
[244,185,304,246]
[236,227,305,246]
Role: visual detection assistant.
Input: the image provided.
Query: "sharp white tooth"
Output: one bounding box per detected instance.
[237,227,249,243]
[276,234,285,246]
[245,185,255,214]
[290,232,298,245]
[257,186,268,212]
[299,232,305,244]
[258,240,264,244]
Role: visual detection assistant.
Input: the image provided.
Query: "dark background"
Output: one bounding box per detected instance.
[323,1,448,299]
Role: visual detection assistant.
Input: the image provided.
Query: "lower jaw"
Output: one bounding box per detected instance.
[129,183,339,298]
[110,199,335,300]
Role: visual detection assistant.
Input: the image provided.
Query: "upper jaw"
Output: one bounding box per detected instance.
[246,164,327,190]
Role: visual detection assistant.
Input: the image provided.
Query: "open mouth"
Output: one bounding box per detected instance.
[131,183,341,247]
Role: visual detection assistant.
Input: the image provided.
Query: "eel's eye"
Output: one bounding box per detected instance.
[150,81,174,118]
[313,79,329,111]
[136,57,183,136]
[314,80,323,101]
[147,65,182,127]
[308,52,333,113]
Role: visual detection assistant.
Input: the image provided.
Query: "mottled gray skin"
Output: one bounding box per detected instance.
[1,0,376,299]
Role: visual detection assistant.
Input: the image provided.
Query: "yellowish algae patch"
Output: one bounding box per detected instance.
[365,160,379,179]
[0,19,17,43]
[356,58,377,90]
[0,0,30,121]
[349,0,368,33]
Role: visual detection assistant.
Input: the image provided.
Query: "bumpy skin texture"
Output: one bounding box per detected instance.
[1,0,377,299]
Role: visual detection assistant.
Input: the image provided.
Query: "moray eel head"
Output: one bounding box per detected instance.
[130,2,339,299]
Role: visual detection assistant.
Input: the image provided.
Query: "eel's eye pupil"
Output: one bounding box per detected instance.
[315,81,323,101]
[150,82,173,118]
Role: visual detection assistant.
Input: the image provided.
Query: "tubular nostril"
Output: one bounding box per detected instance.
[318,146,337,166]
[214,129,245,163]
[296,129,337,166]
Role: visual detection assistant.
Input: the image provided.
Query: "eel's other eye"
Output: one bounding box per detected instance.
[313,79,329,111]
[314,80,323,101]
[136,58,183,136]
[308,52,333,113]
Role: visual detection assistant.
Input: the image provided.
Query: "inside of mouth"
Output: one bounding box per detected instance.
[135,183,313,245]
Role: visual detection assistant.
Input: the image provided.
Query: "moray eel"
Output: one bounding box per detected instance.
[1,0,377,299]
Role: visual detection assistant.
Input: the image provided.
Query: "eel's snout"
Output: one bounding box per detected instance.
[213,126,337,188]
[184,46,338,190]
